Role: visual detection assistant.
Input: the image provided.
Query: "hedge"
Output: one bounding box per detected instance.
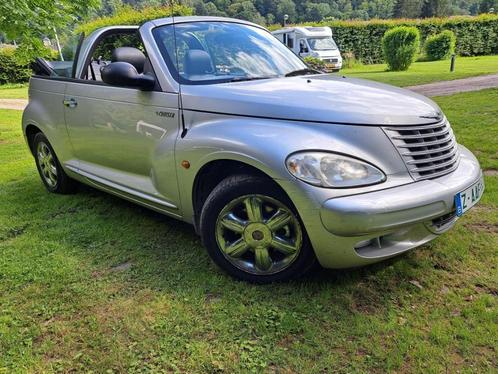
[0,46,32,84]
[272,14,498,64]
[77,5,193,35]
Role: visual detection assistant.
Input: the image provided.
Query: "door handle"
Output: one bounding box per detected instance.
[63,98,78,108]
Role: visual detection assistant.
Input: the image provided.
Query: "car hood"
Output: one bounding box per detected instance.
[180,74,443,126]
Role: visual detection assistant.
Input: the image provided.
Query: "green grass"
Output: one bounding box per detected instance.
[342,55,498,87]
[0,90,497,372]
[0,84,28,99]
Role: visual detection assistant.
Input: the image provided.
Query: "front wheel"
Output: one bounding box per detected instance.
[200,175,316,283]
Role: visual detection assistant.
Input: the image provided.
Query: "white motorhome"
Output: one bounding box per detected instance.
[272,26,342,71]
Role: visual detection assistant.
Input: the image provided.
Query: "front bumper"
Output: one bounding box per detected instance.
[305,145,482,268]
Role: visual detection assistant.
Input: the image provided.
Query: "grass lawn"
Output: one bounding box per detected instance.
[0,90,497,372]
[0,84,28,99]
[342,55,498,87]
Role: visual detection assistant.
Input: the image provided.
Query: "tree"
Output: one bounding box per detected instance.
[227,1,266,24]
[421,0,451,16]
[275,0,297,24]
[394,0,424,17]
[0,0,99,61]
[479,0,498,12]
[305,2,332,21]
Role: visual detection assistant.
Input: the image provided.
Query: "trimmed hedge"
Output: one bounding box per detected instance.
[77,5,193,35]
[382,27,420,71]
[0,46,31,84]
[425,30,456,60]
[272,15,498,64]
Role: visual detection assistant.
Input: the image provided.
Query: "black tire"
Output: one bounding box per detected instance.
[200,174,316,283]
[32,132,77,194]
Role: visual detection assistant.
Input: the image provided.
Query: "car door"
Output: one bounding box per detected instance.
[63,30,181,215]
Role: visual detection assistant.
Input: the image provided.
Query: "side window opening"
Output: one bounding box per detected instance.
[83,31,149,82]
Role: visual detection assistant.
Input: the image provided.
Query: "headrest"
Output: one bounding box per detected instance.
[111,47,146,74]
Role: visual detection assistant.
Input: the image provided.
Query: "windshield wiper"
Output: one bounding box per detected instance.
[285,68,322,77]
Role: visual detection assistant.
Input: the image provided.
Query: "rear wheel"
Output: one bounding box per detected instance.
[200,174,316,283]
[33,133,77,194]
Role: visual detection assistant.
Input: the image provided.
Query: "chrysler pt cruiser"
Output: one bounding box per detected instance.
[22,17,484,282]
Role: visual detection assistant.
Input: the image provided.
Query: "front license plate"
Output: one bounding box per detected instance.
[455,178,485,216]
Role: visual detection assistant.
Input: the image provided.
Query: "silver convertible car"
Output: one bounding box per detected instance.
[22,16,484,282]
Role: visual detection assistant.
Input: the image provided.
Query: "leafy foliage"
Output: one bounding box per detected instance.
[77,4,193,35]
[382,26,420,70]
[303,56,327,71]
[425,30,456,60]
[0,46,31,85]
[0,45,56,84]
[0,0,99,43]
[160,0,496,24]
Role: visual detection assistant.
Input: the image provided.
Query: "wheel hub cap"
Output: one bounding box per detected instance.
[37,142,58,188]
[215,194,302,275]
[245,223,272,247]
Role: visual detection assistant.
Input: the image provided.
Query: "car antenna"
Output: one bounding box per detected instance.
[170,0,188,138]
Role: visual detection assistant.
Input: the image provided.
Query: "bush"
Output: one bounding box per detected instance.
[382,26,420,71]
[303,56,326,71]
[0,46,31,84]
[77,5,193,35]
[425,30,456,61]
[270,14,498,64]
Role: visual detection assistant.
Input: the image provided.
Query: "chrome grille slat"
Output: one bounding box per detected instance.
[410,157,459,173]
[406,146,458,164]
[383,118,460,181]
[392,127,450,140]
[401,139,456,156]
[384,122,446,131]
[397,135,453,148]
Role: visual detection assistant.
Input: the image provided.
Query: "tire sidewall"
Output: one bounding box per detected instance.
[32,133,76,194]
[200,175,316,283]
[33,133,61,192]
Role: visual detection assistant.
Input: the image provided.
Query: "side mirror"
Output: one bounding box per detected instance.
[101,62,155,91]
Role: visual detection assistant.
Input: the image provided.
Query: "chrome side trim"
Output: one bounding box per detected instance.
[65,164,179,211]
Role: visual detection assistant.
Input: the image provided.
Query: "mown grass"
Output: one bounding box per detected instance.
[0,89,497,372]
[0,84,28,100]
[342,55,498,87]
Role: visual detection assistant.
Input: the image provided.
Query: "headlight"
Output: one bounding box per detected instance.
[286,152,386,188]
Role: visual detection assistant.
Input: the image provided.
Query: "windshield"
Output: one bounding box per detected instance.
[153,22,307,85]
[307,37,337,51]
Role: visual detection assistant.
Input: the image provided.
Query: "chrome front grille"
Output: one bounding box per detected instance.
[383,119,460,180]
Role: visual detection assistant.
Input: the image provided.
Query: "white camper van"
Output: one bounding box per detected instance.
[272,26,342,71]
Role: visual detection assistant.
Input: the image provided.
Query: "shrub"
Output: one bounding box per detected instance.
[270,14,498,64]
[303,56,326,71]
[425,30,456,60]
[382,26,420,71]
[0,46,31,84]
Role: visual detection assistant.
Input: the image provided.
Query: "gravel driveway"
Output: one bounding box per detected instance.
[406,73,498,97]
[0,99,28,110]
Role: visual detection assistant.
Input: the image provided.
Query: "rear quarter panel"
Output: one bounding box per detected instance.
[22,78,74,164]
